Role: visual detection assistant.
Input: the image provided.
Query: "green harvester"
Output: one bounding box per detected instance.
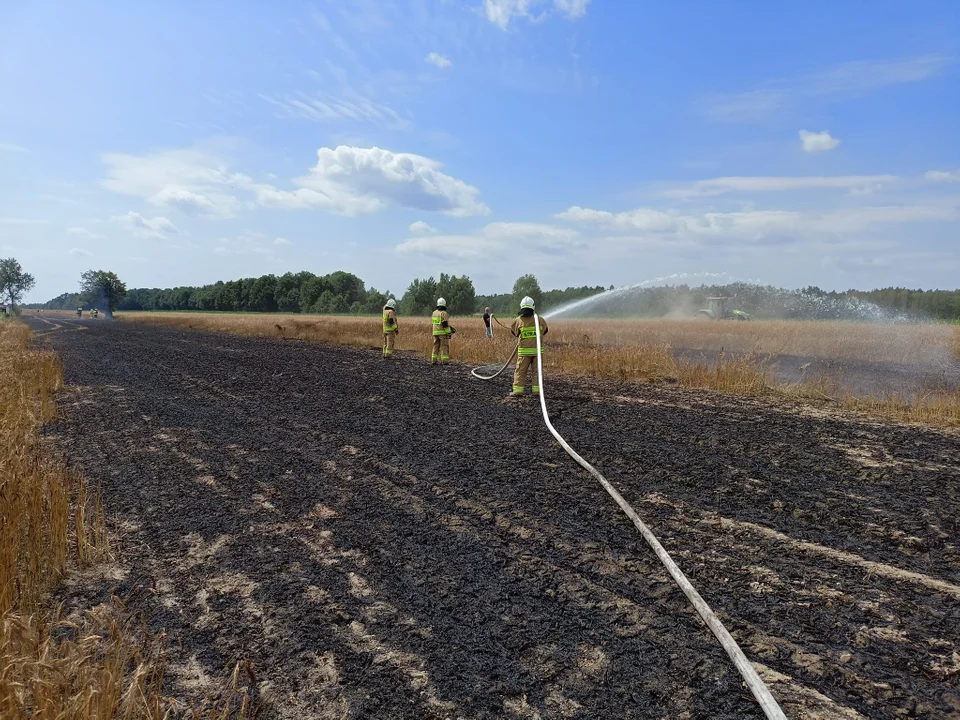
[698,297,751,321]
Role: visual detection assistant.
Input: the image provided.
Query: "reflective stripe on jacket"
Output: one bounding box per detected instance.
[431,309,451,335]
[511,314,547,355]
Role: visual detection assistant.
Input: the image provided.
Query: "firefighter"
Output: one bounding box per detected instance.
[77,307,82,318]
[431,297,454,365]
[483,307,493,338]
[382,298,399,358]
[91,308,99,319]
[510,296,548,396]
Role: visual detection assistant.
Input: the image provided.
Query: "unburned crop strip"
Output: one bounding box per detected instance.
[0,321,256,718]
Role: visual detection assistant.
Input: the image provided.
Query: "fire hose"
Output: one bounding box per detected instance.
[473,315,786,719]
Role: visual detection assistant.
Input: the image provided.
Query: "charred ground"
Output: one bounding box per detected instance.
[32,317,960,719]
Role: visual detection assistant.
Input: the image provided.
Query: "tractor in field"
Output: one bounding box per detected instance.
[698,297,751,320]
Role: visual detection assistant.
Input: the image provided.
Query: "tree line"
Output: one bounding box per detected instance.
[24,262,960,320]
[33,270,605,317]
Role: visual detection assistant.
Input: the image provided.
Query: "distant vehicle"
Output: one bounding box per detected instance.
[698,296,751,320]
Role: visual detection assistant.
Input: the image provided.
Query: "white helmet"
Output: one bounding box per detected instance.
[385,298,396,309]
[437,297,446,307]
[520,296,535,310]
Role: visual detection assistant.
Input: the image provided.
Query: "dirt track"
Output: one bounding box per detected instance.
[33,317,960,719]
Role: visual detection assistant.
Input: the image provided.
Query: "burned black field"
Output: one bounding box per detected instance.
[33,318,960,719]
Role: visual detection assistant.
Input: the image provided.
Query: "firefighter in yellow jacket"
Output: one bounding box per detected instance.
[510,296,548,396]
[431,297,454,365]
[382,298,399,358]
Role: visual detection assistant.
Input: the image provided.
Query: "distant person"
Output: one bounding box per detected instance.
[91,308,98,319]
[431,297,454,365]
[510,296,548,397]
[77,307,82,318]
[382,298,399,358]
[483,307,493,338]
[0,306,7,319]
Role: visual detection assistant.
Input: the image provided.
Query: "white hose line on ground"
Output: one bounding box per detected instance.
[470,342,519,380]
[532,313,787,720]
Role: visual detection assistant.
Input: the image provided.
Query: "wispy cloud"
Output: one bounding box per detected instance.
[0,217,50,225]
[274,237,292,245]
[397,221,580,259]
[0,142,29,153]
[112,211,178,240]
[67,227,107,240]
[426,52,452,69]
[483,0,593,29]
[68,247,93,257]
[704,55,952,122]
[102,146,250,217]
[557,201,957,240]
[799,129,840,154]
[260,90,407,126]
[660,175,897,199]
[925,169,960,183]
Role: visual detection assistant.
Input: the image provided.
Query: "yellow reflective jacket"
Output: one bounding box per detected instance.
[431,309,451,336]
[382,308,398,333]
[511,314,548,355]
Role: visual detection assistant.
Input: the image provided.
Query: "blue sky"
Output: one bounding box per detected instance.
[2,0,959,302]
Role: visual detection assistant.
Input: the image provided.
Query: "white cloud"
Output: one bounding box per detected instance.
[0,142,28,153]
[426,52,452,69]
[68,247,93,257]
[102,147,251,217]
[483,0,592,29]
[925,169,960,183]
[102,143,486,219]
[799,129,840,153]
[704,55,951,121]
[112,211,178,240]
[259,146,490,217]
[67,227,106,240]
[409,220,437,234]
[660,175,897,199]
[274,237,292,245]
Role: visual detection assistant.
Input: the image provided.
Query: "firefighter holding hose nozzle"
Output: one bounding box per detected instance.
[431,297,454,365]
[510,296,548,396]
[382,298,399,358]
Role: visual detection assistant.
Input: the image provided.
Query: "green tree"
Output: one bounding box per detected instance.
[511,274,542,314]
[400,277,439,315]
[80,270,127,317]
[437,273,476,315]
[274,272,303,313]
[0,257,36,310]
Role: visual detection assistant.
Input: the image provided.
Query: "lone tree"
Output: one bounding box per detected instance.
[80,270,127,318]
[511,274,543,314]
[0,257,36,311]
